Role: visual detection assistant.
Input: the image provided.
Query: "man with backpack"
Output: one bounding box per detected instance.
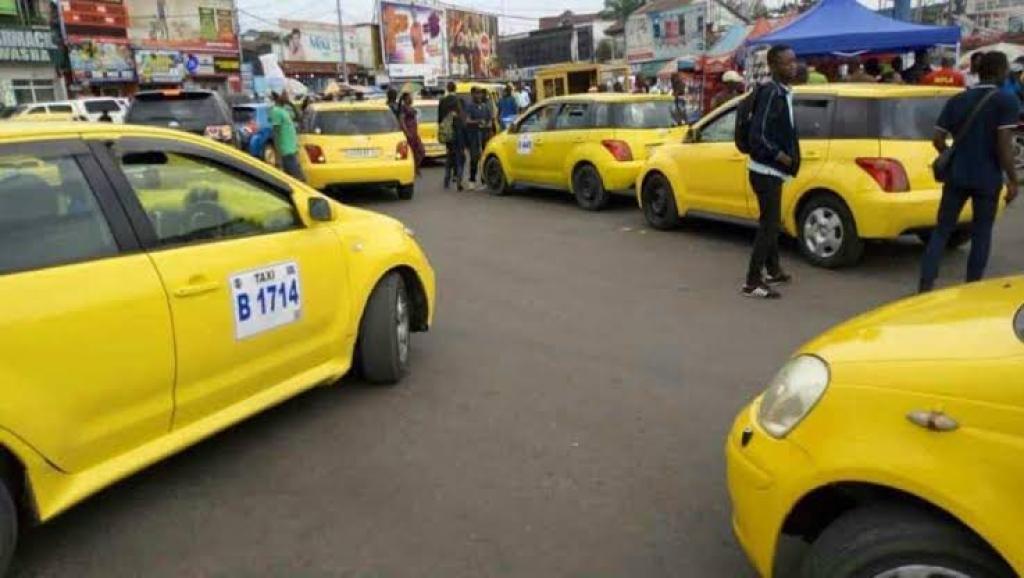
[438,81,466,191]
[735,44,800,299]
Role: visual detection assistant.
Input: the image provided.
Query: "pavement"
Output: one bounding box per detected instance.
[12,167,1024,577]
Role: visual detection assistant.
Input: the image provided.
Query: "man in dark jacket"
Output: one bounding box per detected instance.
[744,44,800,299]
[438,81,466,190]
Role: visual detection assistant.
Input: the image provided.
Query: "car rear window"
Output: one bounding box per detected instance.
[415,106,438,123]
[232,107,257,123]
[50,104,73,113]
[308,110,399,135]
[127,93,227,130]
[834,96,949,140]
[84,100,120,113]
[614,101,682,129]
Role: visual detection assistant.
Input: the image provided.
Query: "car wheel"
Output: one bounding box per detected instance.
[572,164,609,211]
[0,478,17,576]
[483,155,510,196]
[800,505,1014,578]
[358,273,411,385]
[262,143,278,167]
[798,195,864,268]
[641,172,681,230]
[916,229,972,250]
[397,183,415,201]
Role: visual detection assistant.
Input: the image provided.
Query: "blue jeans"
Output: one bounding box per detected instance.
[280,153,304,182]
[919,184,1001,292]
[444,130,465,187]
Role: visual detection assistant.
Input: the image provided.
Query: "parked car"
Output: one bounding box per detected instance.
[727,278,1023,577]
[233,102,276,165]
[0,120,435,574]
[413,99,446,160]
[481,94,687,210]
[77,97,127,122]
[299,101,416,200]
[636,84,985,268]
[6,101,88,122]
[126,89,238,148]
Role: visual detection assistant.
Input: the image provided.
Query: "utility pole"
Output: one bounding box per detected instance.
[337,0,349,84]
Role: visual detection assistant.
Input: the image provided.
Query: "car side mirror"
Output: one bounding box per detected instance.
[684,130,698,143]
[308,196,333,222]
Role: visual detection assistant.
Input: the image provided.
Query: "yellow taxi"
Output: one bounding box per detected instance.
[298,101,416,199]
[727,279,1024,578]
[481,93,686,210]
[0,121,435,571]
[413,99,447,160]
[637,84,983,268]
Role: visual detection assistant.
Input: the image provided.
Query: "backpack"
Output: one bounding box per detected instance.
[733,84,764,155]
[438,112,455,144]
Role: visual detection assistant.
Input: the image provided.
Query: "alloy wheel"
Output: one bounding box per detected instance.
[803,206,844,259]
[396,290,410,366]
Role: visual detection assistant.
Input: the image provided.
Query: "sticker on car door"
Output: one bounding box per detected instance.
[231,261,302,340]
[517,134,533,155]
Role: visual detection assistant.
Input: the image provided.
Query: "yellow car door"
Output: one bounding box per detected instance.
[507,103,558,184]
[96,137,352,428]
[0,140,174,472]
[543,101,591,188]
[678,107,750,217]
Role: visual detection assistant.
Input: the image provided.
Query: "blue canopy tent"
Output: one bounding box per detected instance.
[747,0,960,56]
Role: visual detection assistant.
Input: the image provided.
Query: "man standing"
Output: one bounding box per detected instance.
[922,56,966,87]
[919,51,1018,292]
[464,88,492,190]
[710,70,744,110]
[902,49,931,84]
[965,52,984,87]
[743,44,800,299]
[514,82,531,112]
[270,89,304,181]
[438,81,466,191]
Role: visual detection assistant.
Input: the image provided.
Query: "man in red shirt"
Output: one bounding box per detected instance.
[922,56,965,87]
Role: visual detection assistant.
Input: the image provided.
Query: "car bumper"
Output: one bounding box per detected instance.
[597,161,644,192]
[304,158,416,190]
[726,400,816,578]
[423,140,446,158]
[851,188,1004,239]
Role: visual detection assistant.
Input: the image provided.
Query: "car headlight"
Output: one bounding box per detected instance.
[757,355,830,438]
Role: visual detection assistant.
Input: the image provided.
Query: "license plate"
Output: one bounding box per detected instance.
[231,261,302,340]
[345,148,379,158]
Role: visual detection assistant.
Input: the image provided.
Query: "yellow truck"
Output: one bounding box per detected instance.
[534,63,632,101]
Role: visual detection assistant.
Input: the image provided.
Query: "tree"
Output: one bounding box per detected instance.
[602,0,644,22]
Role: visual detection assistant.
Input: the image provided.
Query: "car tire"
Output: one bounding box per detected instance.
[641,172,681,230]
[917,229,972,250]
[262,143,278,167]
[483,155,510,196]
[0,477,17,576]
[799,504,1014,578]
[358,273,411,385]
[397,183,415,201]
[572,164,609,211]
[798,194,864,268]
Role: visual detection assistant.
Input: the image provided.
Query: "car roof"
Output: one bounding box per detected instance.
[540,93,675,104]
[134,89,218,97]
[791,84,961,98]
[310,101,390,111]
[0,122,224,142]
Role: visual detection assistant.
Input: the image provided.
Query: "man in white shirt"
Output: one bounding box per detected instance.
[514,82,531,111]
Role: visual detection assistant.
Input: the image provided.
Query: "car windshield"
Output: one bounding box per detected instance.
[232,107,257,123]
[616,101,682,129]
[880,97,950,140]
[310,110,399,135]
[127,94,225,130]
[415,106,438,123]
[84,100,120,113]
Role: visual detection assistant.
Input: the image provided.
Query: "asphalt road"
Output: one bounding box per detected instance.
[12,167,1024,577]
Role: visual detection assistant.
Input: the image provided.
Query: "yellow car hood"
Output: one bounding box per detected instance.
[805,277,1024,364]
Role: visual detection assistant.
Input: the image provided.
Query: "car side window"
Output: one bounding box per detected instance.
[27,107,45,115]
[699,109,737,143]
[517,106,555,133]
[116,150,301,247]
[593,103,611,128]
[554,103,590,130]
[794,99,832,139]
[49,104,73,114]
[0,153,118,275]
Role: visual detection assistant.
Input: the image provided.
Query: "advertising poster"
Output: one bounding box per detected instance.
[135,49,184,83]
[125,0,236,50]
[0,0,18,15]
[626,4,705,63]
[279,19,358,63]
[446,8,498,78]
[69,39,135,82]
[380,1,445,78]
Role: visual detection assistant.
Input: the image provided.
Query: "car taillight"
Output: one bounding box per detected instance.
[204,124,233,142]
[396,141,409,160]
[855,157,909,192]
[602,139,633,162]
[305,144,326,164]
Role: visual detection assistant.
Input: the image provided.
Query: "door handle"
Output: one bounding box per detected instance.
[173,281,221,298]
[729,154,746,161]
[803,152,822,160]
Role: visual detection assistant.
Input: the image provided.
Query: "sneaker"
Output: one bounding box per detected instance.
[467,181,478,191]
[742,284,781,299]
[764,271,792,285]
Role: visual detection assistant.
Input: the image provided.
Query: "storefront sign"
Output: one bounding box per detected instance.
[626,3,706,64]
[0,27,58,64]
[446,9,498,78]
[214,55,239,74]
[379,1,445,79]
[0,0,19,16]
[125,0,236,51]
[60,1,129,32]
[69,38,135,82]
[279,19,358,64]
[135,49,184,83]
[184,53,215,75]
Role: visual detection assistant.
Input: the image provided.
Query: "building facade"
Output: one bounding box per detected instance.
[0,0,64,108]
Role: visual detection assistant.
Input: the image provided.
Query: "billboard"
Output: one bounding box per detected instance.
[0,0,16,16]
[135,49,184,83]
[446,8,498,78]
[69,38,135,82]
[125,0,236,51]
[279,19,358,63]
[380,1,445,78]
[626,3,706,63]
